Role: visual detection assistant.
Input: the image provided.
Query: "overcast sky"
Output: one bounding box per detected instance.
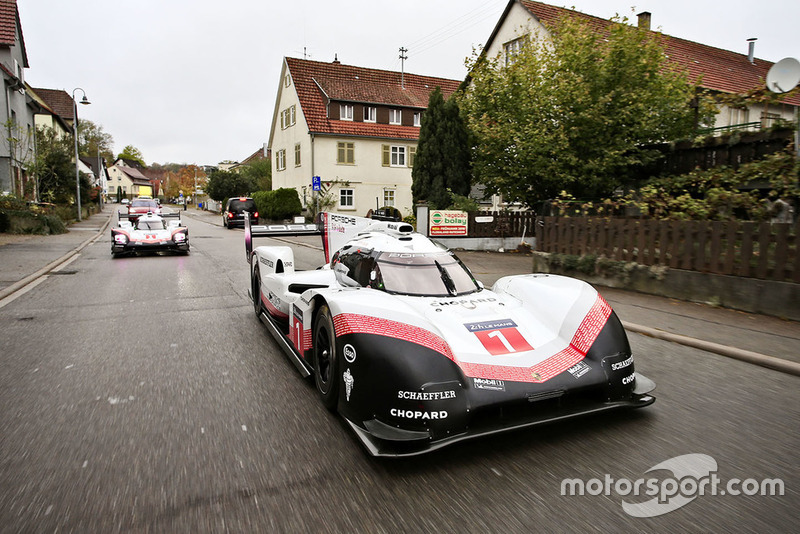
[18,0,800,167]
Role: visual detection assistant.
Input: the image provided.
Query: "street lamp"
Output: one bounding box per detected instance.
[72,88,91,221]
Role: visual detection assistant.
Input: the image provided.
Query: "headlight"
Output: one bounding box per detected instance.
[174,232,186,242]
[114,234,128,244]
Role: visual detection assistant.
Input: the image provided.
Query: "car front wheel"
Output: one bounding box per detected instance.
[313,304,339,411]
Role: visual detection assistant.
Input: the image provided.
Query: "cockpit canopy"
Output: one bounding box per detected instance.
[332,248,480,297]
[136,218,166,230]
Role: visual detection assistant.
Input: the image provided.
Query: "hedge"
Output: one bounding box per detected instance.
[252,188,302,221]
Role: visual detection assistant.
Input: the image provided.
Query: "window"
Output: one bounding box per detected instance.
[276,149,286,171]
[383,189,395,207]
[390,146,406,167]
[340,104,354,121]
[294,143,301,167]
[761,111,781,128]
[408,146,416,167]
[364,106,377,122]
[281,105,296,129]
[729,107,749,127]
[389,109,402,125]
[340,188,354,208]
[337,142,355,164]
[413,112,421,127]
[504,37,525,66]
[284,73,292,87]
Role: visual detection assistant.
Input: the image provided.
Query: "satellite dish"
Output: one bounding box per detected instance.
[766,57,800,93]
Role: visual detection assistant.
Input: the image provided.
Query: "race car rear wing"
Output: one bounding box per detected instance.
[118,210,181,221]
[244,212,320,264]
[245,211,414,265]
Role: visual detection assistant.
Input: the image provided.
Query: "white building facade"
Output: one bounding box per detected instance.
[269,57,461,218]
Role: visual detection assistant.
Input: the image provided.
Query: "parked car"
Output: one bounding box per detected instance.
[223,197,258,229]
[121,198,130,205]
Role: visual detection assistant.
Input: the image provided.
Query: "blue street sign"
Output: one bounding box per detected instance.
[312,176,321,191]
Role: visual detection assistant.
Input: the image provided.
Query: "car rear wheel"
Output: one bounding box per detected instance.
[252,265,262,316]
[313,304,339,411]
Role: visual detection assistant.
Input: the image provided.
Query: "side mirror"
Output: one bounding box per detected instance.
[333,262,360,288]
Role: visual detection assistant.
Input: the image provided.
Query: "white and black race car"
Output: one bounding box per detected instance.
[245,213,655,457]
[111,211,189,257]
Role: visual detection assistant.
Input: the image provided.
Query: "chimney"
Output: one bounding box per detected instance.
[637,11,651,30]
[747,38,757,64]
[332,53,340,65]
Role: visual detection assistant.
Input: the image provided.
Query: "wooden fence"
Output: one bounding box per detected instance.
[467,211,537,238]
[535,217,799,283]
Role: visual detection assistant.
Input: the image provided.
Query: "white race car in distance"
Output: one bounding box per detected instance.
[111,211,189,257]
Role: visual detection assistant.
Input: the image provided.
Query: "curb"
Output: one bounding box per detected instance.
[623,321,800,377]
[0,210,113,301]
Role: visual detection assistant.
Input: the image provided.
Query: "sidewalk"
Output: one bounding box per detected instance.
[0,205,114,296]
[2,205,799,374]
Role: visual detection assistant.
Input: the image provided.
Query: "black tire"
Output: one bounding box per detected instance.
[313,304,339,411]
[252,265,262,316]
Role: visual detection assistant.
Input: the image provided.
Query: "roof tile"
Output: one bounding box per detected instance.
[0,0,17,47]
[286,57,462,139]
[519,0,800,106]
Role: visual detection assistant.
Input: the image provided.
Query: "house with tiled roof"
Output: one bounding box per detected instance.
[108,159,153,200]
[30,87,76,126]
[228,145,269,172]
[26,85,73,138]
[268,57,461,216]
[484,0,799,134]
[0,0,36,196]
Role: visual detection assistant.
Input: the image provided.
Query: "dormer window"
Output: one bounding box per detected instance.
[413,112,421,127]
[389,109,402,125]
[340,104,354,121]
[364,106,377,122]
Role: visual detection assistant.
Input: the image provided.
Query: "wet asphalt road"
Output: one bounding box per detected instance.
[0,214,797,533]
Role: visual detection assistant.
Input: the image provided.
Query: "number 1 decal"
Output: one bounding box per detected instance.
[488,330,516,352]
[465,319,533,355]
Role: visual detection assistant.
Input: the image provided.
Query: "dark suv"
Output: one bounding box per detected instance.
[223,197,258,229]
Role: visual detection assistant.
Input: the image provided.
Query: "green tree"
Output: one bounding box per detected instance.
[30,126,91,204]
[238,158,272,192]
[78,120,114,162]
[412,87,472,209]
[460,13,709,208]
[117,145,146,167]
[205,169,256,201]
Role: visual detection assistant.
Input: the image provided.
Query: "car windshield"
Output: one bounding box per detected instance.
[131,200,157,209]
[137,219,165,230]
[229,199,255,212]
[375,252,479,297]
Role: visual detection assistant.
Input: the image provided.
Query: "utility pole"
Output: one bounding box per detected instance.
[399,47,408,89]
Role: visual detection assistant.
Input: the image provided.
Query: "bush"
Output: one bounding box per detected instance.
[0,209,68,234]
[253,188,302,221]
